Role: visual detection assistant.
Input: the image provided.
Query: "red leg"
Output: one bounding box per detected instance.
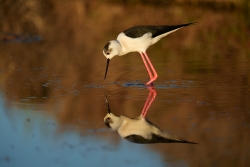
[140,52,153,79]
[143,52,158,85]
[141,87,157,118]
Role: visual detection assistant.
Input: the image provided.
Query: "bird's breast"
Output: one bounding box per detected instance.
[117,119,154,139]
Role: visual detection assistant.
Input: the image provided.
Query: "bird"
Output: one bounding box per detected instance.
[103,22,195,86]
[103,94,197,144]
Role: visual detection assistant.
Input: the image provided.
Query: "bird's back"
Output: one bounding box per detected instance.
[123,23,194,39]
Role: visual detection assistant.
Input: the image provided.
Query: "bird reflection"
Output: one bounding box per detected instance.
[104,87,197,144]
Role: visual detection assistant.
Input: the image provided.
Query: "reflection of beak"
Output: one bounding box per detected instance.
[104,94,111,114]
[104,59,110,80]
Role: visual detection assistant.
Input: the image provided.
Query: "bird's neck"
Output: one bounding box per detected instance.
[116,40,128,56]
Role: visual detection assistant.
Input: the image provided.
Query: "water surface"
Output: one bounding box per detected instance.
[0,1,250,167]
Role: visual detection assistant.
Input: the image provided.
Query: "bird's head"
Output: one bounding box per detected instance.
[104,94,122,131]
[104,113,122,131]
[103,40,122,79]
[103,40,121,59]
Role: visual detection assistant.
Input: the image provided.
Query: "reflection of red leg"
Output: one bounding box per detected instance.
[141,90,153,117]
[141,87,157,118]
[140,52,153,79]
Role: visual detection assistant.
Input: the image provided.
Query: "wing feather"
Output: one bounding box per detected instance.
[123,23,195,38]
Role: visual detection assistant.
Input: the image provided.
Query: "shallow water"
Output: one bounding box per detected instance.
[1,1,250,167]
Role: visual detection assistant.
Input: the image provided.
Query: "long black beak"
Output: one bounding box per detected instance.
[104,59,110,80]
[104,94,111,114]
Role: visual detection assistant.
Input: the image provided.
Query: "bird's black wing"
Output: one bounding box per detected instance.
[123,23,194,38]
[125,134,152,144]
[125,134,197,144]
[151,134,197,144]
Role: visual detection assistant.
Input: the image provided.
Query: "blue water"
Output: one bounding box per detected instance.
[0,96,170,167]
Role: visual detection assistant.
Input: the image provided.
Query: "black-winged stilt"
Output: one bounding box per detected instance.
[104,92,197,144]
[103,23,195,86]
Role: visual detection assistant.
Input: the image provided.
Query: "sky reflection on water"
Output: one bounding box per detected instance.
[0,96,169,167]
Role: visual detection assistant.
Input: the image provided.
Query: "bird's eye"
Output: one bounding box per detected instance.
[106,52,110,55]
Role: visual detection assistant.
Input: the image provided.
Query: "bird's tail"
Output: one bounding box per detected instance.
[174,139,198,144]
[161,132,198,144]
